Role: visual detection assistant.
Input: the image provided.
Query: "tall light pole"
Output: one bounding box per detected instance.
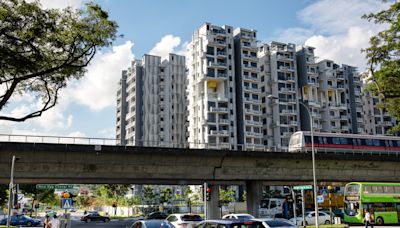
[7,155,19,228]
[298,101,319,228]
[267,95,319,227]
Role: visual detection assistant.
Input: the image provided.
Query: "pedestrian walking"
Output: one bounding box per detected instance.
[51,214,60,228]
[44,215,52,228]
[364,209,373,228]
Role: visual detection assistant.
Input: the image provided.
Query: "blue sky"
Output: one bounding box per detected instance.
[0,0,390,139]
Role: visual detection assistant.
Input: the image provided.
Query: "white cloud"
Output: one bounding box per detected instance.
[67,41,134,111]
[27,0,85,9]
[274,0,391,70]
[149,35,184,60]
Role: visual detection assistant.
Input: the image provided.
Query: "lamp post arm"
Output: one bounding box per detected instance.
[299,102,319,228]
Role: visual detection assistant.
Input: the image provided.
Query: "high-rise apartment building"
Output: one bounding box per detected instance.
[116,53,186,147]
[259,42,299,149]
[233,28,264,150]
[361,72,396,135]
[187,23,237,149]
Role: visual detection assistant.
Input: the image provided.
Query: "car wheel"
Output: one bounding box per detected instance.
[324,220,330,224]
[376,217,384,225]
[26,221,32,226]
[87,218,91,223]
[104,218,110,223]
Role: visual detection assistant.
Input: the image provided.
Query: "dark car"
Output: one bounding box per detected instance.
[0,214,41,227]
[80,211,110,223]
[130,219,175,228]
[146,211,169,219]
[196,219,264,228]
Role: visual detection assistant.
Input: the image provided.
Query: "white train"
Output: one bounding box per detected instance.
[288,131,400,153]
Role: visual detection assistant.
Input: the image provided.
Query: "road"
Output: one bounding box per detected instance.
[71,219,133,228]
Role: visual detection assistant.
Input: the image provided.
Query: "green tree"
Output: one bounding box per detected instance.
[142,186,156,205]
[160,188,173,204]
[363,1,400,133]
[0,185,8,207]
[219,187,236,204]
[102,184,130,206]
[0,0,118,121]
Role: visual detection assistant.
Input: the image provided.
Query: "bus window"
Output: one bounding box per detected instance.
[383,186,395,194]
[395,186,400,194]
[363,186,372,194]
[372,186,384,194]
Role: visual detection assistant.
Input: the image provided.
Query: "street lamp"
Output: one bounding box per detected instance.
[7,155,19,228]
[267,95,319,228]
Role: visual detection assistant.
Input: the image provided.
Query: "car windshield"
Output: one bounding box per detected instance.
[231,221,263,228]
[181,215,202,221]
[22,215,32,219]
[144,221,174,228]
[264,220,294,227]
[237,215,254,220]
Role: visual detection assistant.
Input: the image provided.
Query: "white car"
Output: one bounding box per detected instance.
[166,213,203,228]
[289,211,330,225]
[222,213,255,220]
[254,218,297,228]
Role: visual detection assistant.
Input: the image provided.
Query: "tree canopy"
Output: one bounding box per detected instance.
[0,0,118,121]
[363,1,400,132]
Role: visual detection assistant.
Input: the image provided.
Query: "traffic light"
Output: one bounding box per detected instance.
[206,187,212,201]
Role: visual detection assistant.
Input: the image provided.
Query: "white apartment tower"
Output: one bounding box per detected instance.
[233,28,264,150]
[259,42,299,149]
[361,72,396,135]
[187,23,237,149]
[116,54,187,147]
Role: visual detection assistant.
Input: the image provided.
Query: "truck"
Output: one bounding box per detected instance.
[258,198,285,218]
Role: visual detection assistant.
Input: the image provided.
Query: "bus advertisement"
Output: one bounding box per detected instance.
[344,182,400,225]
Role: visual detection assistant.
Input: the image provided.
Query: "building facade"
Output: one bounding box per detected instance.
[187,23,237,149]
[116,54,186,147]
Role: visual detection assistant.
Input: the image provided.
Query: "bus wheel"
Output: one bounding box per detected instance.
[376,217,384,225]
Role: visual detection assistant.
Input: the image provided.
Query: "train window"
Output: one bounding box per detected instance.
[365,139,373,146]
[327,137,333,144]
[332,137,340,144]
[305,136,311,143]
[386,140,393,147]
[318,137,327,144]
[373,139,380,146]
[340,138,348,144]
[352,138,361,146]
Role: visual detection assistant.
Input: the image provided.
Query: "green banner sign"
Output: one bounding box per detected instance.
[36,184,74,190]
[293,185,313,190]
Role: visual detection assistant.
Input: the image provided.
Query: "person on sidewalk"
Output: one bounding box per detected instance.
[51,214,60,228]
[364,209,373,228]
[44,215,52,228]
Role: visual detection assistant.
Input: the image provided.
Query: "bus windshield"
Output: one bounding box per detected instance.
[344,184,361,216]
[344,201,360,216]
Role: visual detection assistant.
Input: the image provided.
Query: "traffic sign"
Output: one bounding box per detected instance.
[317,195,324,203]
[293,185,313,190]
[62,198,72,209]
[36,184,74,190]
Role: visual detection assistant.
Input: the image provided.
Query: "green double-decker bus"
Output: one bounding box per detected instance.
[344,182,400,225]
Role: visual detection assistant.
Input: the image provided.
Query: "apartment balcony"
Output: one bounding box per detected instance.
[355,98,362,103]
[210,130,229,136]
[340,115,348,121]
[278,65,295,72]
[245,120,263,126]
[338,104,347,110]
[242,53,257,60]
[217,51,227,57]
[357,128,364,133]
[243,97,261,104]
[336,74,345,80]
[208,93,228,102]
[277,55,293,62]
[337,84,345,90]
[209,107,228,113]
[354,90,361,96]
[242,42,257,50]
[254,132,263,137]
[210,40,227,47]
[357,117,363,122]
[243,64,258,72]
[218,119,230,124]
[245,131,255,137]
[279,87,296,93]
[288,121,298,126]
[312,113,322,118]
[211,29,226,37]
[219,142,231,149]
[377,121,393,126]
[341,126,349,131]
[243,75,258,82]
[281,110,297,115]
[244,86,261,93]
[208,62,227,69]
[281,132,292,137]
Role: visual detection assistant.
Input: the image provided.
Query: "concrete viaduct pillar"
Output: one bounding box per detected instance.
[206,184,220,219]
[246,181,262,217]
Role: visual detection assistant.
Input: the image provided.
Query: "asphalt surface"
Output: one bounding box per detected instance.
[71,219,134,228]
